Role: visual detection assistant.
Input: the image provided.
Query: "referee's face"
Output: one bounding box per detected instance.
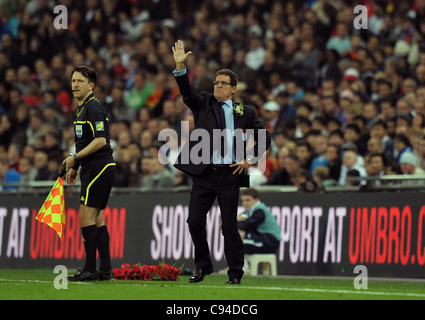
[72,71,94,104]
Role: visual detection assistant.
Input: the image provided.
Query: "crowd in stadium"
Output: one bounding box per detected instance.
[1,0,425,191]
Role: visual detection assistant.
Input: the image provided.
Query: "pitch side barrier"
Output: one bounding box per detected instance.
[1,186,425,279]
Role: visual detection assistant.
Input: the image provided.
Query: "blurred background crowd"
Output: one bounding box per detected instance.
[1,0,425,191]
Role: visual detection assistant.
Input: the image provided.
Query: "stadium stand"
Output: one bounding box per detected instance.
[1,0,425,192]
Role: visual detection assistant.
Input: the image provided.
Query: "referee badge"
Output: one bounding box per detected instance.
[96,121,104,131]
[76,125,83,138]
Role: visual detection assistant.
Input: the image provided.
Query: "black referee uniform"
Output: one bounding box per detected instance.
[74,93,116,209]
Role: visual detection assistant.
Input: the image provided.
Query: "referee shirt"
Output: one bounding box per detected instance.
[74,93,113,165]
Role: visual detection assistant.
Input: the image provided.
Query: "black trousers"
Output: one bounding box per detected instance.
[187,165,244,280]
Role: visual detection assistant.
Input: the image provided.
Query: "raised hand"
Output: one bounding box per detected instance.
[172,40,192,70]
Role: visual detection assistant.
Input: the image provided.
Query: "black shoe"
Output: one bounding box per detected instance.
[97,270,115,281]
[225,278,241,285]
[68,268,98,281]
[189,266,214,283]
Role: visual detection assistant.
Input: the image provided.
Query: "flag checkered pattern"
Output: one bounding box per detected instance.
[36,177,66,240]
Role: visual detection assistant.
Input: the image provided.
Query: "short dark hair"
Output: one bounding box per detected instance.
[345,123,361,135]
[214,69,238,86]
[241,188,259,199]
[71,65,97,84]
[372,119,387,130]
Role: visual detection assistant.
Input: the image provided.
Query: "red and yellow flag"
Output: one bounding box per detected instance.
[36,177,66,240]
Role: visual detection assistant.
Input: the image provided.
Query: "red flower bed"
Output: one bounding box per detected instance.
[113,263,181,281]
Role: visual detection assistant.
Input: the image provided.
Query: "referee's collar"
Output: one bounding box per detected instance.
[82,93,96,105]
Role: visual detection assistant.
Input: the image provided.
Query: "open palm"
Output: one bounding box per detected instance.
[172,40,192,65]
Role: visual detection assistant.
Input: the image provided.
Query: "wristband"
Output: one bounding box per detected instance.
[73,154,80,161]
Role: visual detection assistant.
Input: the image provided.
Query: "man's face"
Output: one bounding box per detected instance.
[401,163,415,174]
[369,156,384,174]
[213,74,236,102]
[284,157,299,174]
[370,125,386,139]
[343,151,357,168]
[71,71,93,102]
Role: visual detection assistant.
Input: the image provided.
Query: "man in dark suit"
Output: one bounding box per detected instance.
[171,40,271,284]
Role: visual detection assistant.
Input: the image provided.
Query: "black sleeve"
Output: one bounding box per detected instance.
[238,209,266,231]
[87,103,108,139]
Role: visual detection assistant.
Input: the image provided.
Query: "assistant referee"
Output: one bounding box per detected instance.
[63,65,116,281]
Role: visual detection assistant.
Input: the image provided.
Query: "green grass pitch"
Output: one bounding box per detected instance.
[1,269,425,301]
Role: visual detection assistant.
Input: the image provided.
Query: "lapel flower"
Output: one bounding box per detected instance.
[233,103,244,117]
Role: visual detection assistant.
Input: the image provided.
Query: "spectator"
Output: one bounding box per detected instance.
[245,28,265,71]
[266,152,300,186]
[369,119,394,161]
[295,140,314,172]
[313,165,338,189]
[7,142,21,172]
[290,167,317,193]
[326,22,351,56]
[42,103,67,132]
[141,157,175,189]
[0,114,13,150]
[125,71,154,112]
[339,149,367,186]
[23,79,41,107]
[365,152,387,188]
[344,123,366,157]
[325,143,342,182]
[260,100,280,132]
[119,4,150,42]
[18,156,37,189]
[114,146,132,187]
[263,148,280,180]
[0,153,21,190]
[415,135,425,171]
[43,131,63,160]
[346,169,361,187]
[399,151,425,186]
[394,133,413,164]
[25,111,44,146]
[310,133,329,174]
[33,150,52,181]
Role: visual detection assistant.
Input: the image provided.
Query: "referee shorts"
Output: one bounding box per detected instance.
[79,160,116,209]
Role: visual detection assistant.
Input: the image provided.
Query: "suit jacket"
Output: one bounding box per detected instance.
[173,72,271,187]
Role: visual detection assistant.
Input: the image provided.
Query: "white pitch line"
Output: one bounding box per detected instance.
[0,279,90,285]
[1,279,424,298]
[192,285,425,298]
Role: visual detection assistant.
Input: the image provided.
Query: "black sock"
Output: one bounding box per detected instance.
[97,225,112,272]
[81,225,98,273]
